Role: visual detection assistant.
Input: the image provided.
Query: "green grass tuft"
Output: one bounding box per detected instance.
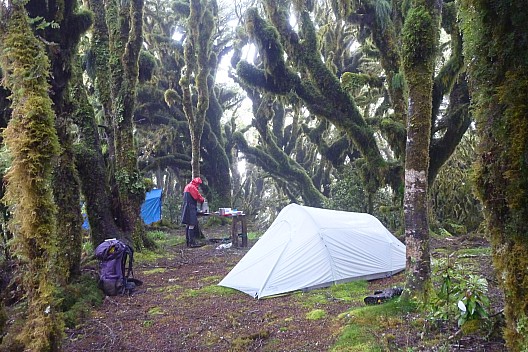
[297,280,371,307]
[306,309,327,320]
[148,307,164,315]
[331,281,370,301]
[331,299,416,351]
[456,247,491,257]
[142,268,167,275]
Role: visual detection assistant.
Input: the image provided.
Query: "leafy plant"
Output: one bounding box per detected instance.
[428,254,490,330]
[456,274,490,327]
[428,255,458,322]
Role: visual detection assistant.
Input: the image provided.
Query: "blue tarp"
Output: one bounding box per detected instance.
[141,188,163,225]
[82,189,162,229]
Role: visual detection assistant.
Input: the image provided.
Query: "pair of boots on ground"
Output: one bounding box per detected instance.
[186,226,205,248]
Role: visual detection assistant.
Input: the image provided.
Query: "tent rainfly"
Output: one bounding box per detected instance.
[218,203,406,298]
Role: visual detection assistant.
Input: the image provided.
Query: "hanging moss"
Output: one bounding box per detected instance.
[61,9,93,46]
[495,72,528,223]
[139,50,157,82]
[341,72,370,92]
[374,0,392,30]
[164,88,182,106]
[330,0,353,18]
[244,8,289,85]
[391,72,406,90]
[89,0,112,128]
[0,301,6,337]
[46,0,93,283]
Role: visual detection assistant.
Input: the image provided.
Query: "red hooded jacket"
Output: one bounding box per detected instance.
[183,177,205,203]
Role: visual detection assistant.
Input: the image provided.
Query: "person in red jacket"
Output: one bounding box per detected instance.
[181,177,206,247]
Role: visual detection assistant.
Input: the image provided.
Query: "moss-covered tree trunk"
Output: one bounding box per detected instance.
[0,5,63,350]
[400,1,441,302]
[104,0,150,248]
[459,1,528,349]
[88,0,115,162]
[179,0,216,179]
[71,55,122,247]
[25,0,92,281]
[83,0,125,246]
[200,80,232,207]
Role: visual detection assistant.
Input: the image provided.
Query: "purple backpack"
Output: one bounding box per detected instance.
[95,239,141,296]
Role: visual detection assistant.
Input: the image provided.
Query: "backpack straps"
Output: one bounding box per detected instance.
[119,244,135,295]
[124,245,134,279]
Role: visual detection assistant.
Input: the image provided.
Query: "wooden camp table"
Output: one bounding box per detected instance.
[198,211,248,248]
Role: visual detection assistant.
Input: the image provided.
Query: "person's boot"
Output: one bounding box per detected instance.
[185,227,192,247]
[189,227,205,248]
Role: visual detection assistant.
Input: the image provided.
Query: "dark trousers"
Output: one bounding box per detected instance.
[185,225,200,247]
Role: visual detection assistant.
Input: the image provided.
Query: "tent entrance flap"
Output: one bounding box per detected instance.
[218,203,406,298]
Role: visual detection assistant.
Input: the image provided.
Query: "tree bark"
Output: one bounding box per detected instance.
[26,0,92,282]
[180,0,216,179]
[85,0,126,246]
[459,0,528,349]
[401,1,441,302]
[71,57,122,246]
[105,0,150,248]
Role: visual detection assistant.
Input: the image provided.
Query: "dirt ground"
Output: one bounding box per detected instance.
[62,224,506,352]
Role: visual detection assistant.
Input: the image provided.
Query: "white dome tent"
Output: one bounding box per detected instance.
[218,203,406,298]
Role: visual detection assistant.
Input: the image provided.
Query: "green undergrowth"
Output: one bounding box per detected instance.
[147,306,164,316]
[59,274,105,328]
[306,309,327,320]
[296,281,369,307]
[456,247,490,257]
[201,275,223,283]
[134,230,184,263]
[247,231,260,240]
[201,215,229,227]
[149,284,181,293]
[142,267,167,275]
[332,299,417,352]
[178,284,238,299]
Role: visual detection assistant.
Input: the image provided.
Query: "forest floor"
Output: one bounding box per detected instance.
[61,221,507,352]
